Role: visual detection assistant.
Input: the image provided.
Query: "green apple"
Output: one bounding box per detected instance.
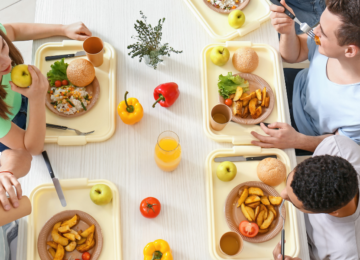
[90,184,113,205]
[228,10,246,29]
[216,161,237,182]
[11,65,32,88]
[210,46,230,66]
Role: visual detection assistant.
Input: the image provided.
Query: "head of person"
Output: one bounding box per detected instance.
[313,0,360,60]
[281,155,359,216]
[0,30,23,120]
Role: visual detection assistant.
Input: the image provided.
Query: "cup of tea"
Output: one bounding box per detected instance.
[210,104,232,131]
[219,231,243,256]
[83,36,104,67]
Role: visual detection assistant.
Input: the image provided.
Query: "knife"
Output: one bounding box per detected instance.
[45,51,86,61]
[42,151,67,207]
[256,122,279,130]
[214,155,277,162]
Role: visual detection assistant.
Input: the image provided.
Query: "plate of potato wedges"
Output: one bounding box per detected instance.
[219,72,275,125]
[224,181,285,243]
[37,210,103,260]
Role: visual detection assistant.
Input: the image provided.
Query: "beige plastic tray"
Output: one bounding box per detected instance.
[183,0,271,41]
[34,41,116,146]
[27,178,122,260]
[201,41,286,145]
[206,146,300,259]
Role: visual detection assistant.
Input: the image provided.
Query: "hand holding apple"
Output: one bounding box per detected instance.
[11,65,32,88]
[216,161,237,181]
[210,46,230,66]
[228,10,246,29]
[90,184,113,205]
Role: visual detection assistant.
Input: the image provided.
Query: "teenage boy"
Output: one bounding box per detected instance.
[251,0,360,152]
[273,135,360,260]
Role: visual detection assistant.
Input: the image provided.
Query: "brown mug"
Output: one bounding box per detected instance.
[83,37,104,67]
[210,103,232,131]
[0,196,32,226]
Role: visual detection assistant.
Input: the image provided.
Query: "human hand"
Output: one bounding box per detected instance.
[251,122,302,149]
[270,0,295,35]
[273,241,302,260]
[0,172,21,211]
[63,22,92,41]
[10,65,49,102]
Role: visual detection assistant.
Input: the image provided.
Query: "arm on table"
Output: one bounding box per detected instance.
[251,123,333,152]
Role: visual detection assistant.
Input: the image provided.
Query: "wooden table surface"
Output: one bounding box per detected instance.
[16,0,310,259]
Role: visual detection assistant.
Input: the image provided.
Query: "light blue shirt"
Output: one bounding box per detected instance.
[293,37,360,144]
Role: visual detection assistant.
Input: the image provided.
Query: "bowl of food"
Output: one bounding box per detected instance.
[224,181,285,243]
[203,0,250,14]
[37,210,103,260]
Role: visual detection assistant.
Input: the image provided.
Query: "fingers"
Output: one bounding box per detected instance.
[11,176,22,200]
[76,34,91,41]
[10,81,27,96]
[268,122,289,129]
[280,0,295,15]
[260,123,279,136]
[0,185,11,211]
[251,131,276,143]
[272,18,293,26]
[251,140,274,148]
[79,24,92,37]
[28,65,39,84]
[270,4,285,13]
[2,178,19,208]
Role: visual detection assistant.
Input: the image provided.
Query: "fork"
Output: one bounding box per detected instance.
[269,0,316,39]
[46,123,95,136]
[279,200,285,260]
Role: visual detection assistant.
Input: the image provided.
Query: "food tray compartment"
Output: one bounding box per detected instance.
[206,146,300,259]
[201,41,286,144]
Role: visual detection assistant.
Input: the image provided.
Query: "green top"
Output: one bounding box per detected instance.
[0,23,21,138]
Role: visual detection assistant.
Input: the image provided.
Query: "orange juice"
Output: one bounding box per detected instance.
[155,132,181,172]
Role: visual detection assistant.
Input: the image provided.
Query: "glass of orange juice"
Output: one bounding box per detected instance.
[155,131,181,172]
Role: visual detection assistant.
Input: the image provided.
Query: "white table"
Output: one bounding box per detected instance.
[17,0,309,259]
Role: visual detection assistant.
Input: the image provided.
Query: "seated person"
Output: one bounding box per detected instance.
[251,0,360,152]
[273,135,360,260]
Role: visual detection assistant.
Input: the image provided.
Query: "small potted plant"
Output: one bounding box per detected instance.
[127,11,183,70]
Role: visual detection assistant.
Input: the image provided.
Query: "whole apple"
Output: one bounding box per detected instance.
[216,161,237,182]
[11,65,32,88]
[90,184,113,205]
[210,46,230,66]
[228,10,246,29]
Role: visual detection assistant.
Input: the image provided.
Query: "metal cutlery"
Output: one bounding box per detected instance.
[45,51,86,61]
[279,200,285,260]
[256,122,279,130]
[46,123,94,136]
[214,155,277,162]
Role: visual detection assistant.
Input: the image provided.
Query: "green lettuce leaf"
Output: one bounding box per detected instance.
[218,72,249,99]
[47,58,69,86]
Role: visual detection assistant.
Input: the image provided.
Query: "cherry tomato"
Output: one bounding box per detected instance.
[55,80,62,87]
[239,221,259,238]
[140,197,161,218]
[62,79,69,86]
[82,252,91,260]
[225,98,233,106]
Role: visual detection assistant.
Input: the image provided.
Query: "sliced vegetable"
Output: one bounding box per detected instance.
[80,100,87,111]
[218,72,249,99]
[239,221,259,238]
[47,58,69,86]
[66,99,75,107]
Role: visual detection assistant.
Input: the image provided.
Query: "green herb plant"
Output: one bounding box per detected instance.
[47,58,69,86]
[127,11,183,69]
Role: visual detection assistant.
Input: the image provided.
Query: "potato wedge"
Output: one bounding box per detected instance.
[46,241,58,249]
[65,241,77,252]
[229,94,235,99]
[255,89,262,101]
[54,244,65,260]
[241,203,253,221]
[58,225,70,233]
[260,196,270,206]
[237,186,249,207]
[260,204,268,219]
[254,206,260,219]
[63,233,76,241]
[240,93,253,101]
[69,229,82,240]
[77,237,86,245]
[261,87,266,106]
[242,106,249,118]
[240,93,249,106]
[267,205,277,218]
[80,225,95,238]
[245,206,255,221]
[269,196,283,206]
[249,98,258,115]
[256,210,265,227]
[61,214,79,228]
[232,101,242,116]
[76,232,95,253]
[249,187,264,196]
[245,195,260,205]
[48,247,56,258]
[247,202,260,208]
[265,97,270,108]
[258,228,269,234]
[251,106,262,119]
[233,87,243,101]
[51,222,69,246]
[260,211,275,229]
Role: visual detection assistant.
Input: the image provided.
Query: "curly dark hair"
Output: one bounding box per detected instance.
[291,155,359,213]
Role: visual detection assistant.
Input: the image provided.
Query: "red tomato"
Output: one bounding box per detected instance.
[62,79,69,86]
[55,80,62,87]
[239,221,259,238]
[225,99,233,106]
[82,252,91,260]
[140,197,161,218]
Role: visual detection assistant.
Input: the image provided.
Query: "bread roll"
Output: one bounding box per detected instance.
[67,59,95,87]
[257,158,286,186]
[232,47,259,73]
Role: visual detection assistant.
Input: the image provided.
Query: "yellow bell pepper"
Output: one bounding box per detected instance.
[144,239,173,260]
[117,91,144,125]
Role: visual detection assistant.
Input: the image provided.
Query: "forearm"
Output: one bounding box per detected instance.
[279,29,302,63]
[0,149,32,179]
[5,23,65,41]
[24,99,46,155]
[295,134,333,152]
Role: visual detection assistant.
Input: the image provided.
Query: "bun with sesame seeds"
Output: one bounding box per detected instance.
[257,158,286,187]
[232,47,259,73]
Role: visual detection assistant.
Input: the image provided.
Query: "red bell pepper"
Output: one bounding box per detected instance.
[152,82,180,108]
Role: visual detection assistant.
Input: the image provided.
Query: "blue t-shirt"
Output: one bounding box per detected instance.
[292,37,360,144]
